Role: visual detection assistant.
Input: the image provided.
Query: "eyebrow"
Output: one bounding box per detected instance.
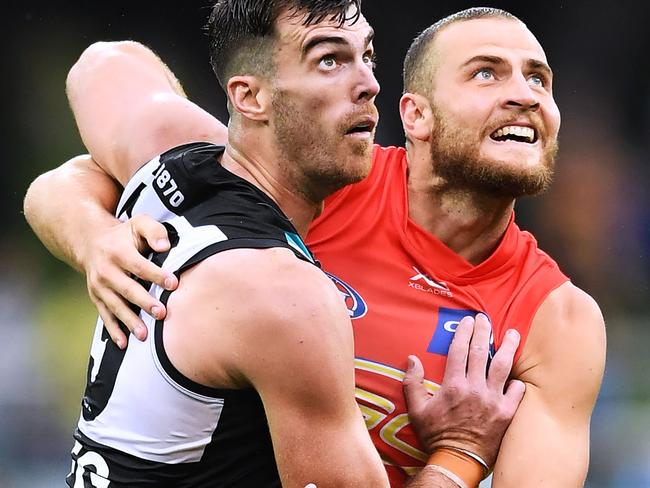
[462,54,553,78]
[526,58,553,79]
[301,27,375,58]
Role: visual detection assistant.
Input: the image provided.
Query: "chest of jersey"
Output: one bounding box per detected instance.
[315,231,491,484]
[307,146,567,486]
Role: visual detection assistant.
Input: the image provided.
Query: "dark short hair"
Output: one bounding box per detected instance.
[403,7,521,96]
[208,0,362,89]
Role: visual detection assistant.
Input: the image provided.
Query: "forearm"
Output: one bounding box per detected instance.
[24,154,121,271]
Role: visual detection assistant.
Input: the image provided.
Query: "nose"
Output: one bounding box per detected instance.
[503,73,540,112]
[352,60,380,103]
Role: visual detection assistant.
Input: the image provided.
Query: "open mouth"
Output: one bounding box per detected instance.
[490,125,538,144]
[345,118,377,135]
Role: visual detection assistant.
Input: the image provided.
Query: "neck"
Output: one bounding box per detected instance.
[406,144,515,265]
[220,141,322,238]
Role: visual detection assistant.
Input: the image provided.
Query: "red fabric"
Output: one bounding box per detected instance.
[307,145,568,486]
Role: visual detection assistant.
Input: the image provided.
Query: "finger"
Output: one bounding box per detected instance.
[131,214,171,253]
[466,313,491,384]
[503,379,526,410]
[487,329,520,391]
[116,248,177,292]
[443,316,475,382]
[109,271,167,321]
[402,355,430,413]
[94,299,127,349]
[95,287,148,341]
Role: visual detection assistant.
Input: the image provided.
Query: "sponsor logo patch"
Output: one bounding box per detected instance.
[326,272,368,319]
[427,308,494,357]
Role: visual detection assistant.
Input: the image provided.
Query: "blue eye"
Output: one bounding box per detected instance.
[529,74,544,87]
[473,69,494,81]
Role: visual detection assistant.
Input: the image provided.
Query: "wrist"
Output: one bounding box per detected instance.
[78,214,121,273]
[426,447,488,488]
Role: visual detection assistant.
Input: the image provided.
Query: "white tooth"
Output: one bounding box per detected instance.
[494,126,535,140]
[524,127,533,141]
[498,126,535,142]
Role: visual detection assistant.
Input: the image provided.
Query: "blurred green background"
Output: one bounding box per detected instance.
[3,1,649,486]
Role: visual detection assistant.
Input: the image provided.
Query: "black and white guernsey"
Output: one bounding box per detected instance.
[67,142,317,487]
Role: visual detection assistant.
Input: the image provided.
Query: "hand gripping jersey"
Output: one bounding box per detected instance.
[67,143,316,487]
[306,145,569,486]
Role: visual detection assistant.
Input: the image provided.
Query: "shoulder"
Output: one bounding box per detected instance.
[533,282,604,342]
[184,247,348,339]
[199,246,334,294]
[515,282,606,410]
[193,247,354,392]
[165,246,351,387]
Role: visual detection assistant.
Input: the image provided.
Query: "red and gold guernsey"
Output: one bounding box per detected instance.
[306,145,569,486]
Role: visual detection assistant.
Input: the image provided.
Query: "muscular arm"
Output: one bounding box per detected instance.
[30,39,227,256]
[492,282,606,486]
[161,248,389,487]
[66,40,227,184]
[24,41,227,341]
[24,155,121,272]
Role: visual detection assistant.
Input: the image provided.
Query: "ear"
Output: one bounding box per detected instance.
[399,92,433,142]
[226,75,271,122]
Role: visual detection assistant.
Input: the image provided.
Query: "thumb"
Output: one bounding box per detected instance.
[504,379,526,409]
[402,355,429,413]
[131,215,170,253]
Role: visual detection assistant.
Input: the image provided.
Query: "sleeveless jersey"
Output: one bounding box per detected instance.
[67,142,316,487]
[306,145,569,486]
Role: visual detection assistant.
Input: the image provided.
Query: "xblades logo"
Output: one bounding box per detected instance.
[408,266,453,297]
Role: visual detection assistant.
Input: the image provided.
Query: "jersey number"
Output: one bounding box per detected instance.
[153,162,185,207]
[67,441,110,488]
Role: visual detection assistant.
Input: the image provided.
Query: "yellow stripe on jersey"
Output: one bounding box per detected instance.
[354,358,441,393]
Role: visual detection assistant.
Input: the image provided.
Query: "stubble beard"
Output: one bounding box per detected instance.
[429,107,558,198]
[271,90,373,204]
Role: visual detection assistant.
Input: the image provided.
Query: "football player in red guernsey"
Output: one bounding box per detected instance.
[25,6,604,488]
